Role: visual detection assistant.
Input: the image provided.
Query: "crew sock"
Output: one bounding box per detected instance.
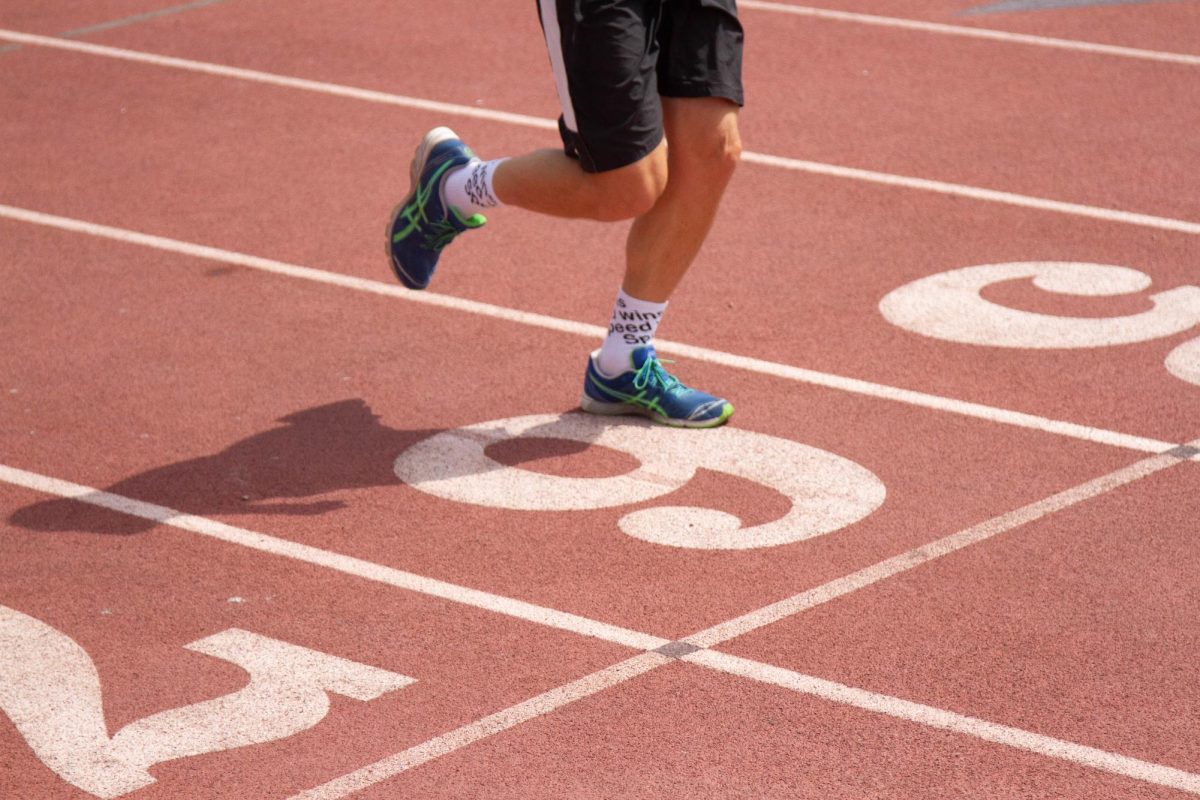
[596,288,668,377]
[442,158,507,217]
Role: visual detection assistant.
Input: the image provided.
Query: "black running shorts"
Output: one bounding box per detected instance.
[536,0,745,173]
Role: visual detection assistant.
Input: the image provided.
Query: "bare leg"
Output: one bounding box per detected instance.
[623,97,742,302]
[486,97,739,301]
[491,141,668,222]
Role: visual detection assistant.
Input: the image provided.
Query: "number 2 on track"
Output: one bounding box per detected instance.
[0,606,413,799]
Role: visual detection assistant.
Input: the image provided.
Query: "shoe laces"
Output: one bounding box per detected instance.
[423,217,462,251]
[399,163,462,250]
[632,354,682,394]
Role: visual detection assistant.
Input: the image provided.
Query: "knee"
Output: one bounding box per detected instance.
[716,125,743,177]
[585,148,669,221]
[679,121,742,183]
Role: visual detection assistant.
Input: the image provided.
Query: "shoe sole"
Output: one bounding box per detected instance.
[386,126,461,290]
[579,392,735,429]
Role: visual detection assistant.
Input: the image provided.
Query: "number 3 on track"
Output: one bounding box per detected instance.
[394,414,886,550]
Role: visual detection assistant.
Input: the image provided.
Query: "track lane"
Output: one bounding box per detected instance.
[783,0,1200,54]
[0,0,202,36]
[0,479,632,800]
[0,45,1196,442]
[0,218,1150,638]
[3,1,1198,796]
[4,418,1195,798]
[3,414,1196,796]
[344,662,1197,799]
[2,226,1190,796]
[18,0,1199,220]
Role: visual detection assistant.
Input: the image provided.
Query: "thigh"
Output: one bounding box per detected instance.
[537,0,666,173]
[657,0,745,106]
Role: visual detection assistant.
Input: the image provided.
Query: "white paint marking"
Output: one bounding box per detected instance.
[740,151,1200,236]
[0,29,557,132]
[0,464,668,652]
[1,30,1199,235]
[1165,335,1200,388]
[0,607,413,799]
[655,339,1177,454]
[880,263,1200,349]
[297,425,1196,800]
[290,652,668,800]
[395,414,698,512]
[737,1,1200,67]
[685,449,1183,647]
[4,445,1198,796]
[0,14,1193,777]
[0,204,1179,455]
[685,649,1200,796]
[395,413,885,550]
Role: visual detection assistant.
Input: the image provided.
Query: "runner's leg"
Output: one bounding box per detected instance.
[491,143,667,222]
[622,96,741,302]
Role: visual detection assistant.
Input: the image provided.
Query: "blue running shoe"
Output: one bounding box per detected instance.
[387,126,485,290]
[580,346,734,428]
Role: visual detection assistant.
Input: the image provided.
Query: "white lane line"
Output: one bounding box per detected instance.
[301,646,1200,800]
[738,1,1200,67]
[0,29,557,132]
[685,447,1186,648]
[2,29,1198,236]
[297,425,1193,798]
[5,450,1196,795]
[0,203,1180,456]
[0,464,669,652]
[296,443,1190,799]
[658,339,1178,454]
[686,649,1200,796]
[289,652,668,800]
[741,151,1200,236]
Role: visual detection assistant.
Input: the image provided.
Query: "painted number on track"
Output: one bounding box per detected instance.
[0,605,413,799]
[393,413,886,550]
[879,262,1200,386]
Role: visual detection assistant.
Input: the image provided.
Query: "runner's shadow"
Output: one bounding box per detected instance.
[8,399,447,535]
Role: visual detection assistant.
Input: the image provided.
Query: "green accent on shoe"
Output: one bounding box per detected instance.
[587,355,681,418]
[583,349,733,428]
[392,159,463,246]
[586,374,666,418]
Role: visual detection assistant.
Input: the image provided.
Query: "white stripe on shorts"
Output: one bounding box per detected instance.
[538,0,578,132]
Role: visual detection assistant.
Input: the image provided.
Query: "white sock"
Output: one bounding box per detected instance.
[597,289,668,377]
[442,158,507,217]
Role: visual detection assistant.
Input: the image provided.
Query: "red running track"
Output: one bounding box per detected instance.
[1,0,1198,798]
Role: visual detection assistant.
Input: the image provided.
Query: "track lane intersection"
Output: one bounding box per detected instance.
[366,660,1196,800]
[721,454,1200,787]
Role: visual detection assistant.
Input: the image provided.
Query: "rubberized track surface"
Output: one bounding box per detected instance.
[1,1,1198,797]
